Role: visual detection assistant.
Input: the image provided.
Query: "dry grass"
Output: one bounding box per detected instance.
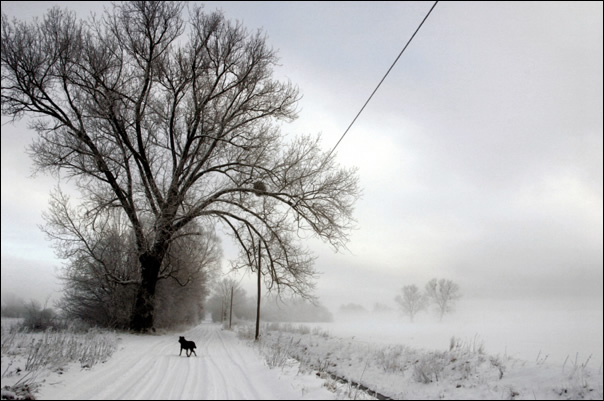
[1,321,118,399]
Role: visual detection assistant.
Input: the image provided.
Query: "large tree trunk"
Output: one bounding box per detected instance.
[130,253,162,332]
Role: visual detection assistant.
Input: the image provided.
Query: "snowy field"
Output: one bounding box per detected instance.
[245,297,604,400]
[321,298,603,368]
[250,323,603,400]
[2,297,602,400]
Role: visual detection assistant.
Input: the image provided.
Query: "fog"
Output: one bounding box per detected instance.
[1,1,602,368]
[323,298,603,368]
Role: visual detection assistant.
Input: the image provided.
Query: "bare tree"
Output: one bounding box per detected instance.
[47,191,222,329]
[153,222,222,328]
[206,278,248,323]
[425,278,461,321]
[395,284,427,322]
[2,2,360,331]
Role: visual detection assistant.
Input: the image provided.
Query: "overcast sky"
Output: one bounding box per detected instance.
[1,1,602,312]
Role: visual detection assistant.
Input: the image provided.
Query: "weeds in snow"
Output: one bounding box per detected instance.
[237,322,603,400]
[449,335,485,355]
[261,335,301,369]
[3,327,117,371]
[375,345,409,374]
[535,350,549,366]
[489,356,506,380]
[413,352,447,383]
[1,323,117,399]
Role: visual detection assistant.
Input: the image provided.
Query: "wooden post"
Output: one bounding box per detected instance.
[229,286,234,329]
[255,240,261,341]
[221,299,224,323]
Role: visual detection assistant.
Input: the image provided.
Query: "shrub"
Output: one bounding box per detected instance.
[22,302,58,331]
[413,352,447,383]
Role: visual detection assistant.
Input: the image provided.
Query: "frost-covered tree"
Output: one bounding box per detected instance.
[48,195,222,329]
[2,2,359,331]
[395,285,427,322]
[206,278,253,323]
[425,278,461,321]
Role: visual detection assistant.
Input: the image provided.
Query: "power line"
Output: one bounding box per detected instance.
[325,1,439,161]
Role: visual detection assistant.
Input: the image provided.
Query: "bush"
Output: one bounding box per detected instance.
[413,352,447,383]
[22,302,59,331]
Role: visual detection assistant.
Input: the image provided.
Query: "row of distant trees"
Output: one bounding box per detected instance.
[1,296,58,330]
[51,212,223,329]
[2,217,221,330]
[206,278,333,325]
[395,278,461,322]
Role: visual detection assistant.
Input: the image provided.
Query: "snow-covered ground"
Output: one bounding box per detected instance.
[321,298,604,368]
[246,316,603,400]
[2,296,602,400]
[21,323,336,400]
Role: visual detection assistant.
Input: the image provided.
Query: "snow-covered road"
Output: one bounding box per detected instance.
[38,323,330,400]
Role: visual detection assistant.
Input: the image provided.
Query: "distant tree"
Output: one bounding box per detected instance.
[261,294,333,322]
[1,1,359,332]
[424,278,461,321]
[205,278,252,324]
[22,300,57,331]
[395,285,427,322]
[152,224,222,327]
[338,303,368,315]
[372,302,394,314]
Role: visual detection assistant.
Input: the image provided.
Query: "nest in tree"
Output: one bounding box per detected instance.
[253,180,267,194]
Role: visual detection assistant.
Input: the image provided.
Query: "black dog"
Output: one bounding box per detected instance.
[178,336,197,357]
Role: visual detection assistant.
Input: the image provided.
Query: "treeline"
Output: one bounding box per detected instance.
[52,217,223,330]
[14,204,224,331]
[336,278,462,323]
[1,296,59,331]
[206,279,333,324]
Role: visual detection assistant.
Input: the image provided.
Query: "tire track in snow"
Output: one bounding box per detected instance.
[38,322,302,400]
[69,336,166,399]
[214,327,264,398]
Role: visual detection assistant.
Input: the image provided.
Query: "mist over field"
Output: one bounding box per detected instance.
[324,297,603,367]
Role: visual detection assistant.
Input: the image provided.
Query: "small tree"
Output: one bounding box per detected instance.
[425,278,461,321]
[395,285,427,322]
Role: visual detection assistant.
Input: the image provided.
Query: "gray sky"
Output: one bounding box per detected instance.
[1,1,602,312]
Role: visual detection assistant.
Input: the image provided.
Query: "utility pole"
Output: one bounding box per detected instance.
[229,285,234,329]
[255,240,261,341]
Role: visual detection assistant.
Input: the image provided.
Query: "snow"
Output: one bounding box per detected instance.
[32,323,336,400]
[2,297,602,400]
[325,298,603,367]
[251,320,603,400]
